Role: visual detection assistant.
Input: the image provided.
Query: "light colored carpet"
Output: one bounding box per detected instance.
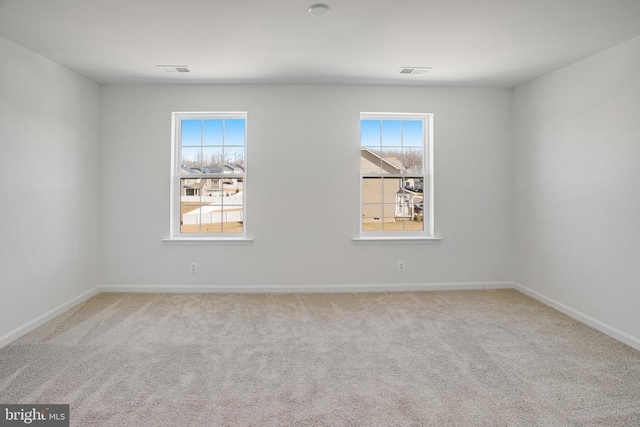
[1,290,639,426]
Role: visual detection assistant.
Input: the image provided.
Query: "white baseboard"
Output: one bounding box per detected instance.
[0,286,101,349]
[514,282,640,352]
[100,281,514,294]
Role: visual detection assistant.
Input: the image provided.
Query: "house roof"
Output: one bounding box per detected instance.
[181,165,228,174]
[360,148,402,172]
[397,188,421,196]
[184,182,205,189]
[385,157,403,170]
[221,164,245,172]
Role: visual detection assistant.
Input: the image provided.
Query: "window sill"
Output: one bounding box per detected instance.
[352,236,442,245]
[162,237,254,246]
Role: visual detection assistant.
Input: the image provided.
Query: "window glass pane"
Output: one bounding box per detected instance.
[180,178,204,233]
[180,203,204,233]
[362,204,383,232]
[402,176,424,194]
[404,215,424,231]
[202,178,221,196]
[380,148,403,173]
[382,177,402,204]
[360,147,383,174]
[221,205,243,234]
[181,147,202,168]
[362,180,426,233]
[199,205,223,233]
[362,177,383,204]
[398,216,424,232]
[222,183,243,204]
[378,212,399,231]
[180,164,195,176]
[402,120,423,147]
[381,120,401,147]
[182,203,218,233]
[224,147,245,166]
[398,179,425,229]
[402,148,424,172]
[203,119,223,145]
[224,119,245,146]
[201,147,223,169]
[361,120,381,147]
[181,120,202,147]
[208,182,220,199]
[199,206,223,233]
[180,178,203,202]
[395,192,413,221]
[414,196,425,223]
[381,204,395,228]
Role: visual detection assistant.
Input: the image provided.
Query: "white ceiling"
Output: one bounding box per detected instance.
[1,0,640,87]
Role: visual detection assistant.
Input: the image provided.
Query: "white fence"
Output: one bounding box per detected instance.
[181,193,243,205]
[183,206,243,225]
[181,192,243,224]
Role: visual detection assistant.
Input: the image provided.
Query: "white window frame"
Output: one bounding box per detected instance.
[169,111,248,241]
[358,112,436,241]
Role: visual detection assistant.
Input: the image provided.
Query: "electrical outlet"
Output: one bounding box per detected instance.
[190,262,198,274]
[397,260,406,272]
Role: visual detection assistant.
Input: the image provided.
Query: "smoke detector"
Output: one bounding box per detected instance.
[399,67,431,75]
[309,4,330,16]
[157,65,190,73]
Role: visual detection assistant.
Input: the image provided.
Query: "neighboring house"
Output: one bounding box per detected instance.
[396,189,423,219]
[180,166,205,196]
[360,148,401,175]
[180,164,245,196]
[403,165,424,192]
[361,148,423,222]
[223,164,242,173]
[222,164,244,187]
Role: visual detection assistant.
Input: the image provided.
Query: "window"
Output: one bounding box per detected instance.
[171,112,247,238]
[360,113,433,237]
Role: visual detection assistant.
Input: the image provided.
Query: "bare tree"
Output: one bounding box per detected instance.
[377,149,423,170]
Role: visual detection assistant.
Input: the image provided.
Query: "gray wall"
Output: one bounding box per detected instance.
[513,35,640,340]
[99,85,512,287]
[0,36,101,340]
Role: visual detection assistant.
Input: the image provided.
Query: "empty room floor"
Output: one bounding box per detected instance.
[1,289,639,426]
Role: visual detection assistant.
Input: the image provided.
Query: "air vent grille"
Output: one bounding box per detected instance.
[157,65,190,73]
[399,67,431,75]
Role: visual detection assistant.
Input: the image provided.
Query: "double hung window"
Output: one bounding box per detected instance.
[360,113,433,237]
[171,112,247,237]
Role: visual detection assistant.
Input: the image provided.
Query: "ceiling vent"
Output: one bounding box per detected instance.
[157,65,190,73]
[399,67,431,75]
